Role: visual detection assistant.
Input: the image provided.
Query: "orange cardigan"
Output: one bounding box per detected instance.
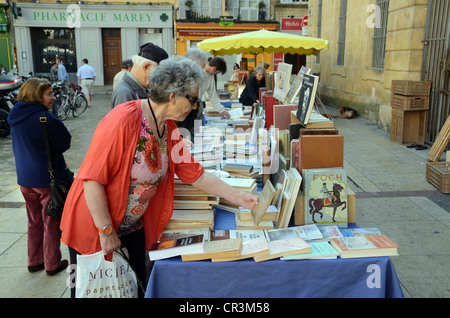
[60,100,204,254]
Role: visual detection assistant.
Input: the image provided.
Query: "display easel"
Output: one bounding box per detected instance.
[313,94,333,123]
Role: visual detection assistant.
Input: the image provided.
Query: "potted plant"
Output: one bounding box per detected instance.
[185,0,193,19]
[258,1,266,21]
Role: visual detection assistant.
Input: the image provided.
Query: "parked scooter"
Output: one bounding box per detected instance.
[0,74,23,137]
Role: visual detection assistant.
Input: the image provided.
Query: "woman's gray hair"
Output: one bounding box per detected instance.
[148,56,205,103]
[253,65,265,75]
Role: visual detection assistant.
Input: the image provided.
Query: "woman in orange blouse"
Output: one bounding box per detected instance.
[61,56,258,297]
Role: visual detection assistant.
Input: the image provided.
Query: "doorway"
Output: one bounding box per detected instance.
[102,28,122,86]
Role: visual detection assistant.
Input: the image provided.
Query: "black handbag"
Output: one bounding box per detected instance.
[40,112,74,218]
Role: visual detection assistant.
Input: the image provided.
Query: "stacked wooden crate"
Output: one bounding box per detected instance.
[390,80,431,145]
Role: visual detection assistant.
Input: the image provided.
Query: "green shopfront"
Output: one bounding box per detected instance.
[0,3,13,72]
[12,2,173,85]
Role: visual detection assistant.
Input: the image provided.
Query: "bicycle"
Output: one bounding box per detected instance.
[52,82,88,121]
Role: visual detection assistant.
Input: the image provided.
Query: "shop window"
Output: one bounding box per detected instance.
[139,28,163,49]
[180,0,221,19]
[337,0,347,66]
[230,0,270,20]
[372,0,390,69]
[30,28,77,74]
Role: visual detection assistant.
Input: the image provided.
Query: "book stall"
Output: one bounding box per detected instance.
[144,63,404,299]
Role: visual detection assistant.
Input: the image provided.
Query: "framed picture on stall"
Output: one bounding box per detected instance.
[273,62,292,101]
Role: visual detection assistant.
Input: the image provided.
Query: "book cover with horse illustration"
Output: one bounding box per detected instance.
[303,168,348,228]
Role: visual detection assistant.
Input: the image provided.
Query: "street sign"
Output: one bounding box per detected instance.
[302,15,308,27]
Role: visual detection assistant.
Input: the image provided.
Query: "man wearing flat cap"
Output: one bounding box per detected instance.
[111,43,168,108]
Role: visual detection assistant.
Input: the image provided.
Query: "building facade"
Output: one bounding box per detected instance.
[12,1,173,85]
[307,0,449,144]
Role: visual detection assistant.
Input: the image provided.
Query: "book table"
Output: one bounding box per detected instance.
[145,209,404,298]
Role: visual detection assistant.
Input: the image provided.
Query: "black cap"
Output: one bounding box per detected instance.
[138,43,168,64]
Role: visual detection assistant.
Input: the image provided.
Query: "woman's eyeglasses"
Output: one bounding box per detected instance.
[185,95,199,106]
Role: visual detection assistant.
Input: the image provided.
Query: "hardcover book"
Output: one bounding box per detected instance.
[276,168,302,229]
[303,168,348,228]
[251,180,276,225]
[296,74,319,125]
[285,66,311,104]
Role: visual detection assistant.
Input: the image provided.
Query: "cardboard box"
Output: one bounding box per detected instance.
[294,188,356,225]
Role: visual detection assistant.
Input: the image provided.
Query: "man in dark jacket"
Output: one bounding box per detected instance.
[111,43,168,108]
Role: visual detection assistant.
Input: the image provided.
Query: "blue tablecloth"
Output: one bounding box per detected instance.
[145,210,404,298]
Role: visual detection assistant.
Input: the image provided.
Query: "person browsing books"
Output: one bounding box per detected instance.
[60,56,259,298]
[7,78,72,276]
[239,65,266,106]
[111,43,168,108]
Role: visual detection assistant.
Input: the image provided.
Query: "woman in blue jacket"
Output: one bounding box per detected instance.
[239,65,266,106]
[8,78,71,276]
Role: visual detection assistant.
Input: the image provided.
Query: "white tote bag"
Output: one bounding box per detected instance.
[75,249,139,298]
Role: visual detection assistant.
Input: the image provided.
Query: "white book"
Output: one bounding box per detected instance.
[265,224,323,242]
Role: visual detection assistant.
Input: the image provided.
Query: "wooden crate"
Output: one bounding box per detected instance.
[390,108,427,144]
[391,80,431,96]
[390,94,430,111]
[426,162,450,193]
[428,116,450,162]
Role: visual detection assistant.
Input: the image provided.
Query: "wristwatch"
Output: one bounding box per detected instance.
[97,225,114,236]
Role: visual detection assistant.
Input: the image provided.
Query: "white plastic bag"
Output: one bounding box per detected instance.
[75,249,138,298]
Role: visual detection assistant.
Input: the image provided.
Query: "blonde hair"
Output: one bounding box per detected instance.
[17,78,52,104]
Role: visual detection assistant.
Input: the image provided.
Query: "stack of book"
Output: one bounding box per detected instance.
[165,179,219,230]
[222,163,259,179]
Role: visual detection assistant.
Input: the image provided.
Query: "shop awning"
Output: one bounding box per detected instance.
[198,29,329,57]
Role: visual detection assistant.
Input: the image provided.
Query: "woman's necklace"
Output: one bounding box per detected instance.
[147,98,165,139]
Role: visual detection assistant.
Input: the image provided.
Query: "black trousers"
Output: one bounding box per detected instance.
[68,228,151,298]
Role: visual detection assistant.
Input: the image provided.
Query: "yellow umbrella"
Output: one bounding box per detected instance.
[198,29,329,57]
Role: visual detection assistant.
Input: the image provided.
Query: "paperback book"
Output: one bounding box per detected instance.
[330,235,399,259]
[282,241,340,260]
[148,234,204,261]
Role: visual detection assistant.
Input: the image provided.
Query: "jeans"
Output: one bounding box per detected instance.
[20,186,62,271]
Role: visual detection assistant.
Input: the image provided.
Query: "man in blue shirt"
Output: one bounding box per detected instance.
[56,57,69,83]
[77,58,96,106]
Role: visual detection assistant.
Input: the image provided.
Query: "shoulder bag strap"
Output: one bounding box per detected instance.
[39,111,55,180]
